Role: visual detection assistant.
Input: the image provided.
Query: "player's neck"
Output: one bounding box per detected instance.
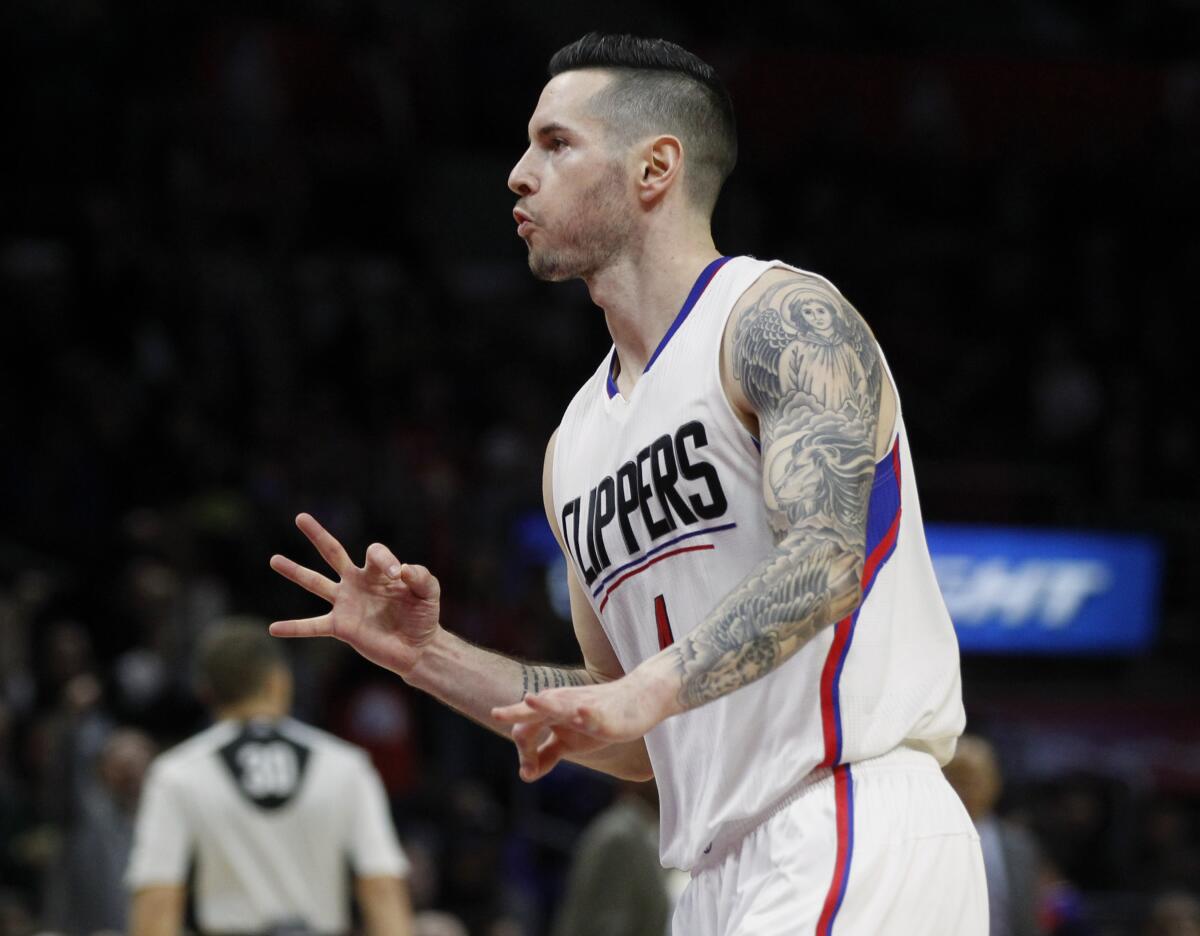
[585,230,720,392]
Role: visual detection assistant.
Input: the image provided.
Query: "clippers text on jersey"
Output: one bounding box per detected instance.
[561,420,729,586]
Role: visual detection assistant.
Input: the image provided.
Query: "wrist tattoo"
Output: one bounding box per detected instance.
[521,664,589,696]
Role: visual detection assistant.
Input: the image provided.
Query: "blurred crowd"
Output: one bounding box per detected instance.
[4,1,1199,934]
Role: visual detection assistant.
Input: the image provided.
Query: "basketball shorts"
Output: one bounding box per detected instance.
[672,745,988,935]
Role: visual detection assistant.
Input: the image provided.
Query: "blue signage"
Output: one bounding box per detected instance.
[925,525,1162,655]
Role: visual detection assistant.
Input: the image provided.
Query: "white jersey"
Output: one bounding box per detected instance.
[551,255,965,871]
[126,717,408,932]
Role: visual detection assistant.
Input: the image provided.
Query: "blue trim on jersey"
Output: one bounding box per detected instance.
[605,255,731,399]
[863,449,900,558]
[645,255,731,372]
[590,521,739,599]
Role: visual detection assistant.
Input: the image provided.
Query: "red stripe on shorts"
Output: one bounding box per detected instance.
[816,764,855,935]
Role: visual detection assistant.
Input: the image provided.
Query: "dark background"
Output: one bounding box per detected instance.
[2,1,1198,934]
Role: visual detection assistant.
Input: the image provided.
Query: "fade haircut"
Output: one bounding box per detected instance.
[196,619,284,708]
[548,33,737,216]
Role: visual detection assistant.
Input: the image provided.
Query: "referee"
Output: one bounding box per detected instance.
[126,622,414,936]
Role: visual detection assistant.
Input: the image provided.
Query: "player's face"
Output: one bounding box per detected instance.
[508,71,635,282]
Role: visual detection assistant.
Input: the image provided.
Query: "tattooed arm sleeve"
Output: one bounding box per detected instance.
[668,272,883,709]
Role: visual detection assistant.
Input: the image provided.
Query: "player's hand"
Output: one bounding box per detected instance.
[268,513,440,677]
[491,679,664,782]
[503,719,611,782]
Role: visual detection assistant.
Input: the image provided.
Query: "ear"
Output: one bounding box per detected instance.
[636,135,684,204]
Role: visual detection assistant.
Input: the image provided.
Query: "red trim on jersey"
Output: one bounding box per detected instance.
[818,615,854,766]
[654,594,675,649]
[598,544,714,613]
[816,765,855,935]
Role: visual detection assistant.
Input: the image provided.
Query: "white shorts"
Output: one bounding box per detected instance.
[672,746,988,936]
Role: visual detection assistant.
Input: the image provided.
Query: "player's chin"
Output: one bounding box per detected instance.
[527,251,575,283]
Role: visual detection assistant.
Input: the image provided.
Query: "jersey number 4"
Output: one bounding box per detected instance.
[654,594,675,650]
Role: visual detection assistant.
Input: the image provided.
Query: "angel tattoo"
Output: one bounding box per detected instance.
[734,276,881,420]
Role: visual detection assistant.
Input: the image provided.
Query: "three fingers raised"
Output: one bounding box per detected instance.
[270,515,438,644]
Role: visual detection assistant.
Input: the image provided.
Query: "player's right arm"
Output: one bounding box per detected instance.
[518,432,653,781]
[127,761,190,936]
[269,433,652,782]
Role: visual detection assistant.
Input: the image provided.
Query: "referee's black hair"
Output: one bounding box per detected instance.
[548,33,737,216]
[196,619,285,708]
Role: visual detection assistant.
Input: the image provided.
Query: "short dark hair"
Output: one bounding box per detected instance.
[548,33,737,215]
[196,619,284,708]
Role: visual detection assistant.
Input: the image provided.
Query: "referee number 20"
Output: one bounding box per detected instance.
[237,741,300,798]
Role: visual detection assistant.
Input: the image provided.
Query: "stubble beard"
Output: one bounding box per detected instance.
[527,164,631,282]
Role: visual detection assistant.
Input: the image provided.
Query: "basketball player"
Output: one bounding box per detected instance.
[127,622,413,936]
[269,34,987,934]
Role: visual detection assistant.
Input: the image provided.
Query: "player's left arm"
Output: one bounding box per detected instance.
[355,876,415,936]
[494,269,883,743]
[668,268,884,708]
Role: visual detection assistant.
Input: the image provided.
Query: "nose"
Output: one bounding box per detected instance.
[508,147,537,197]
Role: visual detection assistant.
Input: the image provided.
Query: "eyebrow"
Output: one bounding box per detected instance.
[531,122,572,142]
